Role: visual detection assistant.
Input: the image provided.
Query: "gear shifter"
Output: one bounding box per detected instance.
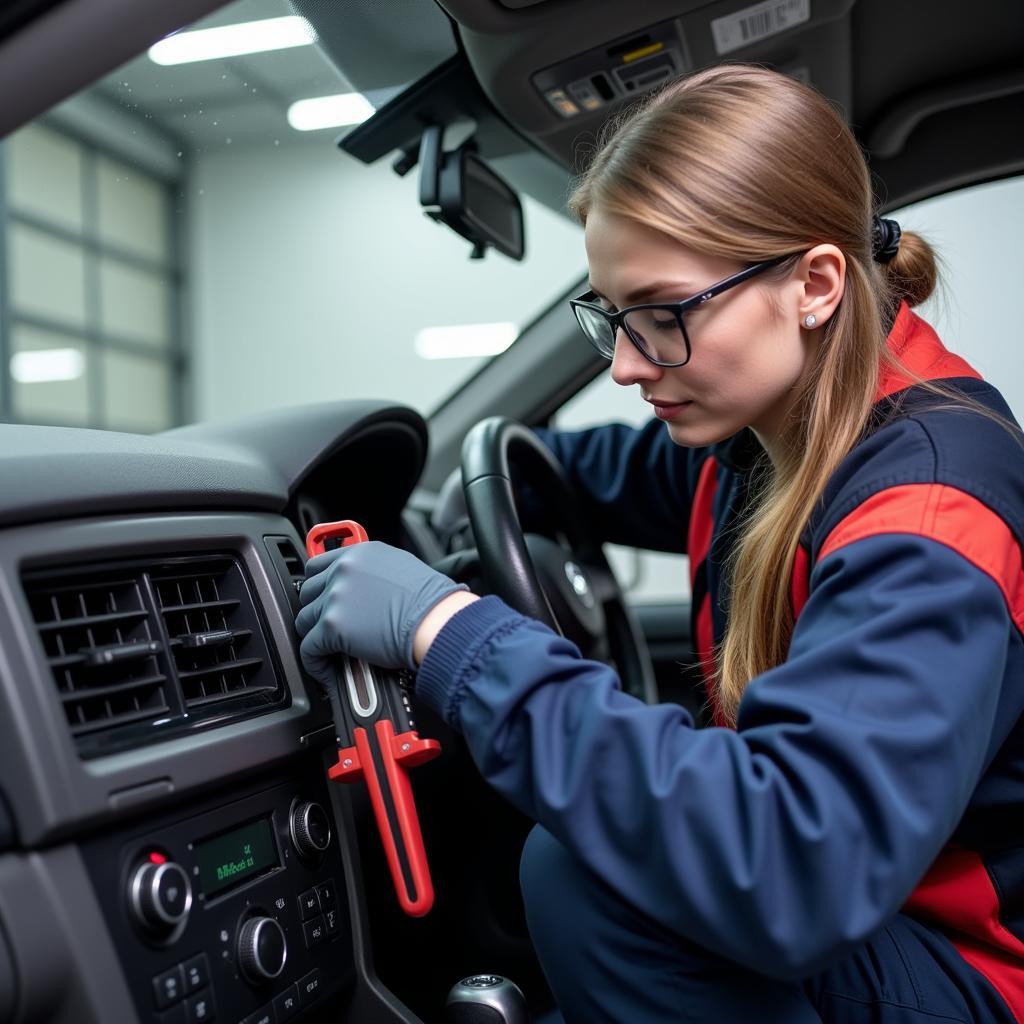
[445,974,531,1024]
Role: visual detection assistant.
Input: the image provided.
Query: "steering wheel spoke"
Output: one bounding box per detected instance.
[461,417,657,703]
[585,560,621,606]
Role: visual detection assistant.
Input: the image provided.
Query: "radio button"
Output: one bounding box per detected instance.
[298,888,320,920]
[273,984,300,1022]
[185,989,215,1022]
[182,954,209,993]
[298,969,321,1006]
[314,879,336,909]
[303,916,326,949]
[153,965,185,1008]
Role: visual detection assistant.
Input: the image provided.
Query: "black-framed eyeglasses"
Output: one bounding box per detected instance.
[569,255,792,368]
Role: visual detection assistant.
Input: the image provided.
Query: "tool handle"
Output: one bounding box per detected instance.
[360,721,436,916]
[305,519,368,557]
[305,519,439,917]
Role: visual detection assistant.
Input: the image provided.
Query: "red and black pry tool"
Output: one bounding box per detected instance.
[305,519,441,917]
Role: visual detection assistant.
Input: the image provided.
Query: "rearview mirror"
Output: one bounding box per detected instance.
[418,126,525,261]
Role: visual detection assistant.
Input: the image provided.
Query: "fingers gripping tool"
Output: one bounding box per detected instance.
[305,520,441,917]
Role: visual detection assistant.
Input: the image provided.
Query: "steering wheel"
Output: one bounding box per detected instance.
[460,416,657,703]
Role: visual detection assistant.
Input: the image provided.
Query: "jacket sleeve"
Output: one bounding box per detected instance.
[527,419,705,552]
[414,532,1012,979]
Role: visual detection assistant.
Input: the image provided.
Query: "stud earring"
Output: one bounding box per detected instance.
[803,313,817,329]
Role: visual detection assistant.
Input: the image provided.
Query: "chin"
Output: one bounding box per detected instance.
[665,419,737,449]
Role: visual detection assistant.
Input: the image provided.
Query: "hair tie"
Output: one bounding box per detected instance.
[872,216,902,263]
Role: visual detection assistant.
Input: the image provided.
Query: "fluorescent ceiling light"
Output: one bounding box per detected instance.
[415,323,519,360]
[287,93,375,131]
[11,349,85,384]
[148,16,315,66]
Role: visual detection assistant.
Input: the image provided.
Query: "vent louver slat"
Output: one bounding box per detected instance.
[159,598,240,614]
[153,557,279,712]
[59,674,168,702]
[24,574,170,741]
[36,608,149,632]
[24,553,286,756]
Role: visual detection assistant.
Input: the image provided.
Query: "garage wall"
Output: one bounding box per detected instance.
[188,138,584,422]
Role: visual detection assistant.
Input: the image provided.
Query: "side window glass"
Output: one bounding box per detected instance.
[553,373,691,606]
[890,175,1024,422]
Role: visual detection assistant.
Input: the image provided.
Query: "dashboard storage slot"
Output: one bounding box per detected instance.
[264,536,306,614]
[270,537,304,586]
[23,553,287,756]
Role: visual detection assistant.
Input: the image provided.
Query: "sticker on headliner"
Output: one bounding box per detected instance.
[711,0,811,56]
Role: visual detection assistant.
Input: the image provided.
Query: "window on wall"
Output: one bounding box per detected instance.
[0,121,182,432]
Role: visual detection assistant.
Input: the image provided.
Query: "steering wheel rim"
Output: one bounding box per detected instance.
[461,416,658,703]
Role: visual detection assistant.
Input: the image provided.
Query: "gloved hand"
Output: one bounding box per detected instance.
[295,541,468,685]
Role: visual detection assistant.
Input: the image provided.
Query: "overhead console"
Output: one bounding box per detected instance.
[435,0,856,168]
[532,18,691,121]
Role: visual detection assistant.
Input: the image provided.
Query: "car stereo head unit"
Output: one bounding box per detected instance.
[84,764,352,1024]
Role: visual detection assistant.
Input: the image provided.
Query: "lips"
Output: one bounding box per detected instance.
[643,395,692,419]
[647,399,692,420]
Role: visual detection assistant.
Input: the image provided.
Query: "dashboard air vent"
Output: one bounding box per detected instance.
[24,553,286,756]
[24,571,169,738]
[154,556,277,710]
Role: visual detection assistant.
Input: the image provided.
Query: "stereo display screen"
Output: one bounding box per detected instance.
[195,817,279,897]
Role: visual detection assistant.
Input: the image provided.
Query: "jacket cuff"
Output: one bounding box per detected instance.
[415,594,525,726]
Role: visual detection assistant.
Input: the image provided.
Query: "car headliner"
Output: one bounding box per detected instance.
[0,0,1021,221]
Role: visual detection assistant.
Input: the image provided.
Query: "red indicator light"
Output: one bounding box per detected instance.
[148,851,167,865]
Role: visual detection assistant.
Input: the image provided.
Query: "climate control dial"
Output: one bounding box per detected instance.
[128,859,192,935]
[289,801,331,859]
[238,916,287,983]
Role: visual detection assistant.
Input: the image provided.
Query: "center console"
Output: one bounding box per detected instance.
[83,757,352,1024]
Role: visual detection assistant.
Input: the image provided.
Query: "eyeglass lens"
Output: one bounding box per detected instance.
[575,305,688,365]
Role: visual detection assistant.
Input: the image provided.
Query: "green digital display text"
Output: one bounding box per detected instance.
[195,817,278,897]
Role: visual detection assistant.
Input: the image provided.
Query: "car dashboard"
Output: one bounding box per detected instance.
[0,400,435,1024]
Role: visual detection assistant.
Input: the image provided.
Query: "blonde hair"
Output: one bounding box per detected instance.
[568,64,971,725]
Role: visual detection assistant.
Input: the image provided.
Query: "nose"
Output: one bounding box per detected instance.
[610,328,662,388]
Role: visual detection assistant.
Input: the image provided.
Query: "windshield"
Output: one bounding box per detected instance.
[0,0,584,432]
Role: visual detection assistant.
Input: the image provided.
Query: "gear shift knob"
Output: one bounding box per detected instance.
[445,974,530,1024]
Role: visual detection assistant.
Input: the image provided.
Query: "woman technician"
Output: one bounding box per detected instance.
[296,65,1024,1022]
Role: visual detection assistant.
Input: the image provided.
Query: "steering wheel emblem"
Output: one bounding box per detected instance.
[564,561,595,609]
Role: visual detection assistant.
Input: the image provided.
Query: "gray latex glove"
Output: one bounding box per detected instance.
[295,541,468,683]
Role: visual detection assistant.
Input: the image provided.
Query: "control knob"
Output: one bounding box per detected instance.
[238,916,287,983]
[289,801,331,859]
[129,860,192,934]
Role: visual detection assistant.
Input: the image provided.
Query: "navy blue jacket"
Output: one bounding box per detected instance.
[415,302,1024,1006]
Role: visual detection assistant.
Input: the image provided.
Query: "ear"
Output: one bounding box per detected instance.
[794,244,845,326]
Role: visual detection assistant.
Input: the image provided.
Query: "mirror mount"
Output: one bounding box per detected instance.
[416,125,525,261]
